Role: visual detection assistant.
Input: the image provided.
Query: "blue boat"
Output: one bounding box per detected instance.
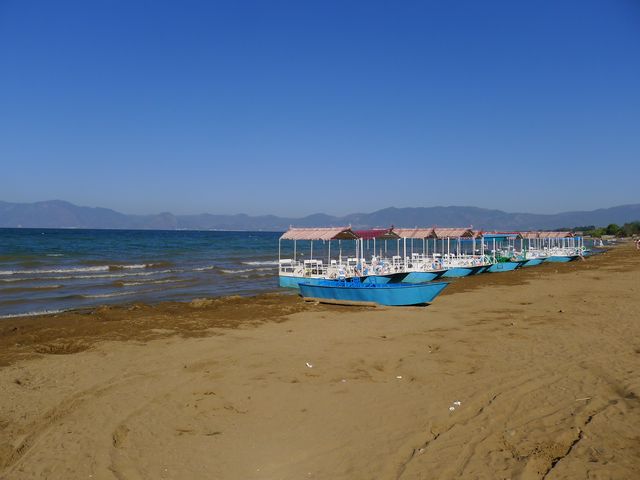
[279,272,407,289]
[520,258,544,267]
[545,255,578,263]
[484,261,522,273]
[401,270,447,283]
[298,279,449,306]
[442,265,486,277]
[279,275,324,288]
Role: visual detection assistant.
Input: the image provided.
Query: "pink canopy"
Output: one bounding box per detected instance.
[520,231,574,239]
[392,227,436,239]
[354,228,399,240]
[538,231,574,238]
[280,227,358,241]
[432,227,475,238]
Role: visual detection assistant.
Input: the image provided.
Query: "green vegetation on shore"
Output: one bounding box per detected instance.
[568,221,640,238]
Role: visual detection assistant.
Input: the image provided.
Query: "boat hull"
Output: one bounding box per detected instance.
[485,261,521,273]
[442,265,485,278]
[279,275,326,288]
[401,270,447,283]
[545,256,578,263]
[279,273,406,289]
[521,258,544,267]
[299,281,449,306]
[361,273,409,284]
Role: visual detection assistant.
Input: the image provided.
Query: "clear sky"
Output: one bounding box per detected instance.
[1,0,639,217]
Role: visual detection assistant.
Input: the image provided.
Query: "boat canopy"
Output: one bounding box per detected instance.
[520,231,541,239]
[432,228,475,238]
[482,232,523,240]
[392,227,436,239]
[280,227,359,241]
[519,231,574,239]
[354,228,400,240]
[538,231,574,238]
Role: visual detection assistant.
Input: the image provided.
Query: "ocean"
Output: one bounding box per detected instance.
[0,229,285,318]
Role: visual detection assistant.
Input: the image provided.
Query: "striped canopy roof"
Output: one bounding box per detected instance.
[280,227,358,241]
[538,231,574,238]
[392,227,436,239]
[520,231,574,239]
[432,227,475,238]
[482,232,523,240]
[354,228,400,240]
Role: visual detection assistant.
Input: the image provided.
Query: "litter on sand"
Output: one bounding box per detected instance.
[305,362,313,368]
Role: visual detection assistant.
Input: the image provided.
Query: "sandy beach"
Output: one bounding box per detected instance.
[1,244,639,479]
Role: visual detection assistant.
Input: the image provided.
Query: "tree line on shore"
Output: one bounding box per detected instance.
[563,221,640,238]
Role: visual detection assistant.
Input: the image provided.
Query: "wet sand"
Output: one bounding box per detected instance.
[1,244,639,479]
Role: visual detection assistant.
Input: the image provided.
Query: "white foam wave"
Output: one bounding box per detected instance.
[0,269,175,283]
[194,265,217,271]
[120,279,182,287]
[0,266,109,276]
[242,261,278,266]
[0,284,63,292]
[0,264,152,276]
[82,291,140,299]
[221,268,254,274]
[0,309,66,319]
[109,264,147,270]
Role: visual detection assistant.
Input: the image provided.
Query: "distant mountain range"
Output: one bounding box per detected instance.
[1,200,639,231]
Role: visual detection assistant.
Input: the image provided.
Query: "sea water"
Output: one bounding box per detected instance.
[0,229,284,317]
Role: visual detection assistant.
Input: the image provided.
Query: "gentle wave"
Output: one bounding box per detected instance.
[81,291,141,299]
[0,284,63,293]
[0,309,66,319]
[221,268,254,274]
[242,260,279,266]
[0,266,109,275]
[0,269,176,283]
[0,263,173,276]
[193,265,219,271]
[115,279,185,287]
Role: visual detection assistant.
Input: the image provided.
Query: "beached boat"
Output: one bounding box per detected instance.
[427,228,491,277]
[442,264,486,277]
[520,258,544,267]
[521,231,583,263]
[480,233,526,273]
[543,232,582,262]
[278,227,407,288]
[401,270,447,283]
[516,232,549,266]
[485,260,524,272]
[391,228,449,282]
[545,255,579,263]
[298,278,449,306]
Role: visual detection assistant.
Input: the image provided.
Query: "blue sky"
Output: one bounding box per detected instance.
[1,0,638,216]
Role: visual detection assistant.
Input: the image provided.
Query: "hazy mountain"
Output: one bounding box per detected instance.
[0,200,639,231]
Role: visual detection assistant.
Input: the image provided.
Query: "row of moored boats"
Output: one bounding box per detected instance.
[277,227,588,306]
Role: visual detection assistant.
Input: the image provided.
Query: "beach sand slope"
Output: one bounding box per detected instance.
[1,245,639,479]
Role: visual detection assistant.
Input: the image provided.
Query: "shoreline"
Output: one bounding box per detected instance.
[0,248,615,368]
[1,243,639,478]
